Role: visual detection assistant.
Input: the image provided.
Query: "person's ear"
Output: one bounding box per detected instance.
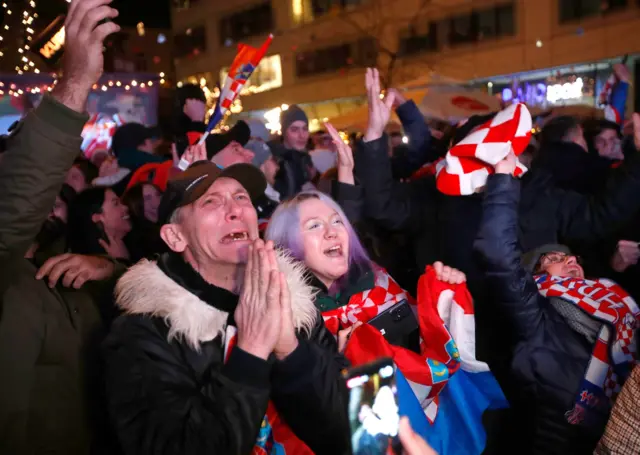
[160,223,188,253]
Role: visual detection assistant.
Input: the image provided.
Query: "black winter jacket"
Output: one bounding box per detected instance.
[270,142,314,199]
[103,252,350,455]
[355,137,640,360]
[474,174,603,455]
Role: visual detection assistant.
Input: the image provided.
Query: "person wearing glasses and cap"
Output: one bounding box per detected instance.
[474,153,640,455]
[103,160,350,455]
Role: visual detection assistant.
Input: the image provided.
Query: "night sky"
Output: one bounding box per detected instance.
[38,0,171,29]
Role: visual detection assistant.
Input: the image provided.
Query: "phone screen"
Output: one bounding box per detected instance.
[345,358,401,455]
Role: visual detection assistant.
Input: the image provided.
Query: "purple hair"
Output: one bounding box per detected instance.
[265,190,372,294]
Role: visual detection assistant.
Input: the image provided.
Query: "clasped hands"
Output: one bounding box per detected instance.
[235,239,299,361]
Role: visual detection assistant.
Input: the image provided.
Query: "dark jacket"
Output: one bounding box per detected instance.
[270,141,314,198]
[473,174,603,455]
[533,141,611,195]
[0,95,118,454]
[355,136,640,358]
[103,252,350,455]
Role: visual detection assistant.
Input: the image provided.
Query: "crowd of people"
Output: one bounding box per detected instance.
[2,0,640,454]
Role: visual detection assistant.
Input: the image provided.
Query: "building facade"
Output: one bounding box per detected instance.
[171,0,640,124]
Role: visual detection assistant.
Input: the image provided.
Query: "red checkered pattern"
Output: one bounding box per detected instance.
[536,275,640,422]
[322,266,462,422]
[436,103,532,196]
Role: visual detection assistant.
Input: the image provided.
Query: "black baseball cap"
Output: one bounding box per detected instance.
[111,123,160,156]
[158,161,267,225]
[206,120,251,160]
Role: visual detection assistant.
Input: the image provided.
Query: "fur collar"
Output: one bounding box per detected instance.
[115,251,318,350]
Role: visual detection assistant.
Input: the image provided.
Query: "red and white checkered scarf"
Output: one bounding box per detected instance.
[436,103,532,195]
[323,266,462,423]
[535,274,640,427]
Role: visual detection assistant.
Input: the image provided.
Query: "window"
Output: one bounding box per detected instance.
[174,26,206,59]
[559,0,626,23]
[398,22,438,57]
[398,4,514,56]
[220,3,273,46]
[292,0,366,25]
[295,39,375,77]
[173,0,199,11]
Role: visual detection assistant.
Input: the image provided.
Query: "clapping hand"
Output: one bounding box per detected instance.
[364,68,395,143]
[325,122,355,185]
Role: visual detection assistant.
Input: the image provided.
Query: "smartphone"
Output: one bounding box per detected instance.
[368,299,420,353]
[344,358,402,455]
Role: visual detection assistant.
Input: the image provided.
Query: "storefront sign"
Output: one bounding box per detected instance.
[501,76,589,107]
[31,16,66,66]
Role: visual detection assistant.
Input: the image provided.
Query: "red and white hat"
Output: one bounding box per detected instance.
[436,103,532,196]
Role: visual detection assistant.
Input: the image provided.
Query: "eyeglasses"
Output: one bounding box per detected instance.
[536,252,582,272]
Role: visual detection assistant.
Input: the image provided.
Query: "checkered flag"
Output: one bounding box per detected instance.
[436,103,532,196]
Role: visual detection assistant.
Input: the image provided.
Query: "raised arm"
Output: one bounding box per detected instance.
[473,157,543,342]
[0,0,119,259]
[558,114,640,243]
[354,69,433,232]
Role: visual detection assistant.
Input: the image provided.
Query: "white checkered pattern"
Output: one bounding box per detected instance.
[436,103,532,196]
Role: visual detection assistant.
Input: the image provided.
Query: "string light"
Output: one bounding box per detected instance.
[0,78,160,98]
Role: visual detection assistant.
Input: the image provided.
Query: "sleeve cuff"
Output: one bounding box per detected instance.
[272,340,314,388]
[34,94,90,138]
[395,100,419,122]
[222,346,272,389]
[332,180,362,200]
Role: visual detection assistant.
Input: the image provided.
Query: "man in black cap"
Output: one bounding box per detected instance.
[207,120,255,168]
[103,160,350,455]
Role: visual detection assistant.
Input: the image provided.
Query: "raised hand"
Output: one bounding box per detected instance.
[178,143,208,170]
[235,240,283,360]
[387,88,407,109]
[433,261,466,284]
[494,151,517,175]
[36,253,115,289]
[611,240,640,273]
[54,0,120,112]
[364,68,395,143]
[325,122,355,185]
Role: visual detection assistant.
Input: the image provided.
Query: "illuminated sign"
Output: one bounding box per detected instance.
[501,77,586,106]
[31,15,66,66]
[40,27,65,60]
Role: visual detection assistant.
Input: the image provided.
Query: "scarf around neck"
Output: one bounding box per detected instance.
[535,274,640,428]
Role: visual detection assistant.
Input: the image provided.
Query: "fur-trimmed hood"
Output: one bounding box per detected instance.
[115,250,318,350]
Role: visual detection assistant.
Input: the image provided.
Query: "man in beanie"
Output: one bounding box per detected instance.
[475,153,640,454]
[270,105,316,198]
[103,160,350,454]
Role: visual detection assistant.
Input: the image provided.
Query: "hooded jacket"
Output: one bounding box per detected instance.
[103,251,350,455]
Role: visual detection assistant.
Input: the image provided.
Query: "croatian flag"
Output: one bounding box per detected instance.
[599,62,629,125]
[398,268,508,455]
[201,34,273,142]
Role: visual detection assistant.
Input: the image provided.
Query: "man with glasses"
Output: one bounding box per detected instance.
[475,153,640,455]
